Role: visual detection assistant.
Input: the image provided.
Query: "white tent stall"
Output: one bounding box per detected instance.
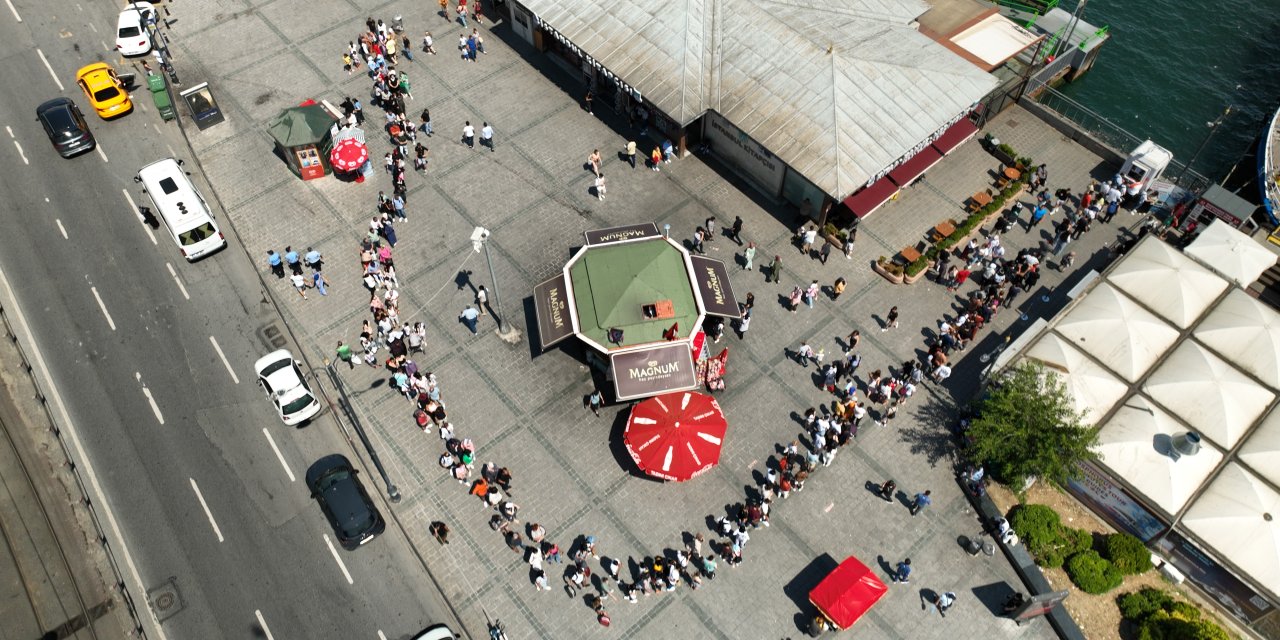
[1054,282,1180,382]
[1184,220,1278,287]
[1026,333,1128,425]
[1182,463,1280,599]
[1107,237,1227,328]
[1142,341,1275,450]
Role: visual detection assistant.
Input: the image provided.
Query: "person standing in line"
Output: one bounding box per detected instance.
[883,306,899,332]
[461,121,475,148]
[892,558,912,584]
[650,147,662,172]
[594,173,607,201]
[480,122,494,151]
[704,217,716,243]
[583,90,594,115]
[730,216,743,245]
[267,249,285,278]
[587,388,604,417]
[768,255,782,283]
[459,305,480,334]
[742,242,756,271]
[833,277,846,300]
[805,280,819,309]
[420,107,433,136]
[391,194,407,221]
[290,273,309,300]
[910,490,932,516]
[588,149,602,176]
[626,140,637,169]
[284,246,303,276]
[476,285,488,315]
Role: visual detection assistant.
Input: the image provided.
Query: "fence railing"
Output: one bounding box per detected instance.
[0,303,149,639]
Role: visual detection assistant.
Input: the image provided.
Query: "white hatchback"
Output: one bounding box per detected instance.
[115,3,156,56]
[253,350,322,425]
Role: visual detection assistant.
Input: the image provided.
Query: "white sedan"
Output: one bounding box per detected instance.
[254,349,322,425]
[115,2,156,56]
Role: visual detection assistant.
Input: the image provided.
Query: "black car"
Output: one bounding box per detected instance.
[305,454,385,549]
[36,97,95,158]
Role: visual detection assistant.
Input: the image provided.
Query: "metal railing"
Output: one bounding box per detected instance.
[0,304,149,638]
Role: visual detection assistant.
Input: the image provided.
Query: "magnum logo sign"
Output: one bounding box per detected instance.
[584,222,660,246]
[611,343,697,401]
[533,274,575,349]
[689,256,740,318]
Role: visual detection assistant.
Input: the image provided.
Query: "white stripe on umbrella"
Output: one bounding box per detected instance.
[696,431,722,445]
[654,397,669,412]
[631,417,658,425]
[661,446,674,471]
[685,441,702,466]
[680,393,691,410]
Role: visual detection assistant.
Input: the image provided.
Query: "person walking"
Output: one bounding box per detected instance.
[266,249,285,278]
[730,216,743,245]
[289,273,309,300]
[583,89,594,115]
[882,306,900,332]
[910,490,932,516]
[391,194,407,221]
[819,241,832,264]
[879,479,896,503]
[928,591,956,617]
[284,246,303,276]
[422,31,437,55]
[892,558,912,584]
[704,217,716,243]
[472,285,488,316]
[305,247,324,271]
[788,286,803,314]
[420,107,433,136]
[805,280,819,309]
[650,146,662,172]
[833,277,846,300]
[588,149,602,176]
[587,388,604,416]
[742,242,756,271]
[480,122,494,151]
[459,305,480,334]
[336,341,355,369]
[799,226,817,256]
[768,255,782,283]
[461,120,475,148]
[625,140,637,169]
[430,521,450,545]
[796,341,815,367]
[594,173,606,201]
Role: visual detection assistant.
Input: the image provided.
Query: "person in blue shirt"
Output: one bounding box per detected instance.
[266,250,284,278]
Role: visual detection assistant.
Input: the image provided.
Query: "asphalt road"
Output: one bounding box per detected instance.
[0,2,457,638]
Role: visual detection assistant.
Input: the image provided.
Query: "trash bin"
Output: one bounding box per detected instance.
[148,74,174,121]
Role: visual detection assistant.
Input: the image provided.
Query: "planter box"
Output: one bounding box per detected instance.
[822,232,847,252]
[903,261,933,285]
[872,260,904,284]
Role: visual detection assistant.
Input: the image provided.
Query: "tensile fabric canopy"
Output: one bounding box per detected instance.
[809,556,887,630]
[624,391,726,482]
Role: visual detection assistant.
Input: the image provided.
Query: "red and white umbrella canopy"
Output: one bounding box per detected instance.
[624,391,727,482]
[329,137,369,172]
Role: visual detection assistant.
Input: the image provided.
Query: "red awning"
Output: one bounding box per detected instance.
[841,177,898,219]
[888,145,944,187]
[809,556,888,630]
[931,117,979,156]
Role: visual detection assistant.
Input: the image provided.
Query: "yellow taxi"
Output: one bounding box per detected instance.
[75,63,132,119]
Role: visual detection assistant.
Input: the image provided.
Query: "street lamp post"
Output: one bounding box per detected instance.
[470,227,519,341]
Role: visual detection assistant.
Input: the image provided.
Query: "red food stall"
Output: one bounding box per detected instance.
[809,556,888,630]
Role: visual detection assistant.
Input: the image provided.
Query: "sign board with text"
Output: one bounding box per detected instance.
[611,343,697,401]
[584,223,661,246]
[532,273,575,349]
[689,256,739,318]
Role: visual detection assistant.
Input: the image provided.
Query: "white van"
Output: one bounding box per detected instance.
[135,158,226,261]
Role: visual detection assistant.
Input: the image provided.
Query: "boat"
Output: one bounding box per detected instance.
[1258,105,1280,228]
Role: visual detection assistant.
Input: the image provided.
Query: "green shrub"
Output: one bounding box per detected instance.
[1118,588,1232,640]
[1117,587,1173,620]
[1065,550,1124,594]
[1104,533,1153,575]
[1008,504,1092,568]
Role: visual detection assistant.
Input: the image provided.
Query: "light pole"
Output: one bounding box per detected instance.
[1172,105,1232,191]
[470,227,519,341]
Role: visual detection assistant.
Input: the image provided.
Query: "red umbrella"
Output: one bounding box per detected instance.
[624,391,727,482]
[329,138,368,172]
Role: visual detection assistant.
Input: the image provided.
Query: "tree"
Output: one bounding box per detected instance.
[969,361,1099,487]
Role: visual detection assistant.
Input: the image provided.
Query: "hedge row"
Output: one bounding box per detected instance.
[1009,505,1151,595]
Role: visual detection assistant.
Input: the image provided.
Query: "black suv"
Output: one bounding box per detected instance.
[306,454,385,550]
[36,98,95,158]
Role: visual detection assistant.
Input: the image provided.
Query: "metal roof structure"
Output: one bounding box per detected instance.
[522,0,998,199]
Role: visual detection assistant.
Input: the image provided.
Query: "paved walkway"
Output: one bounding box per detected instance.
[170,2,1140,637]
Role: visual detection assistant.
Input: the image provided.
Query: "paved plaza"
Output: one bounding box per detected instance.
[169,2,1136,637]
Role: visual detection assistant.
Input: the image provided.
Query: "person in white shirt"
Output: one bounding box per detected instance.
[461,121,475,148]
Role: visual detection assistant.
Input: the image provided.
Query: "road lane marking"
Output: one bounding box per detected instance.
[121,188,157,245]
[378,631,387,640]
[255,610,275,640]
[4,0,20,22]
[88,22,96,32]
[135,372,164,424]
[90,286,115,330]
[208,336,238,383]
[189,478,224,542]
[95,143,108,163]
[36,49,63,91]
[4,126,11,137]
[166,144,176,157]
[12,140,27,164]
[0,267,171,640]
[165,263,189,299]
[55,219,67,238]
[323,535,354,584]
[262,429,295,482]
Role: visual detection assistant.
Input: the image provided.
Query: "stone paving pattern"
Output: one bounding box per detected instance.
[169,1,1138,637]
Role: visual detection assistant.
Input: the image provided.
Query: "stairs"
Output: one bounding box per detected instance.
[1250,262,1280,309]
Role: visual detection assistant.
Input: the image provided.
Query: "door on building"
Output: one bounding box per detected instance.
[510,6,533,44]
[596,74,619,112]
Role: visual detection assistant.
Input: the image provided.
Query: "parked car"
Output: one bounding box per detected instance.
[35,98,95,158]
[305,454,385,550]
[411,623,458,640]
[115,2,156,56]
[253,349,321,425]
[75,63,132,119]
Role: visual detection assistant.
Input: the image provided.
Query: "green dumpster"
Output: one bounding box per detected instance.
[148,74,174,121]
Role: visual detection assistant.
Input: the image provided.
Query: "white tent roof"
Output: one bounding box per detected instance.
[1240,411,1280,488]
[1184,220,1278,287]
[1055,282,1180,382]
[1194,288,1280,388]
[1026,333,1128,425]
[1095,396,1224,517]
[1107,237,1228,328]
[521,0,998,199]
[1182,463,1280,598]
[1142,341,1274,449]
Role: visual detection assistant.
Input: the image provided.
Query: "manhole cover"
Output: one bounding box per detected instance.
[258,323,289,350]
[147,577,184,622]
